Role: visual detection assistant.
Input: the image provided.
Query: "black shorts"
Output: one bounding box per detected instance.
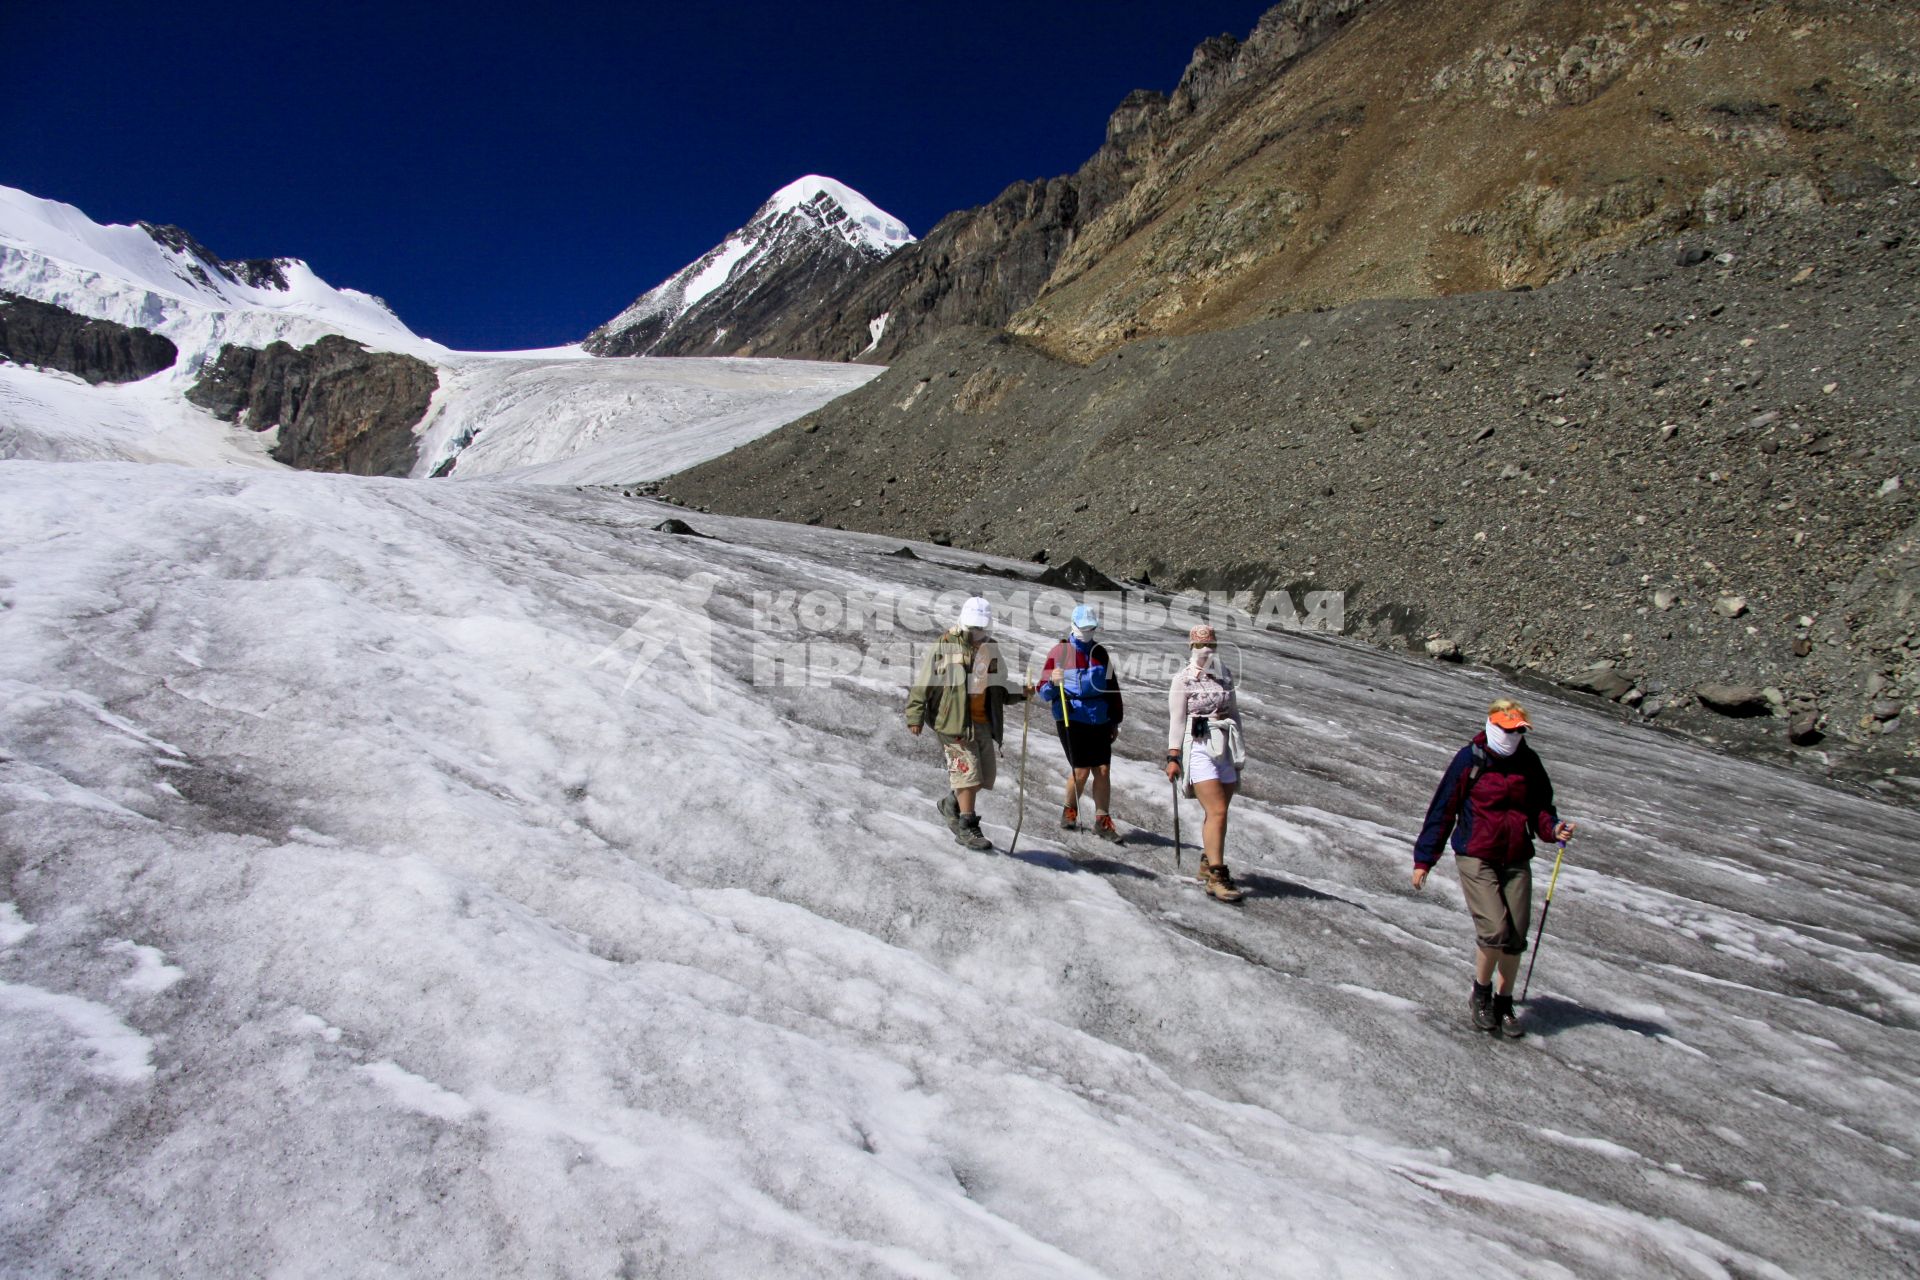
[1055,719,1113,769]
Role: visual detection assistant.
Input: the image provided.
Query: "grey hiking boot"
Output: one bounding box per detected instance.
[1061,805,1078,830]
[937,792,962,833]
[1093,814,1124,843]
[1470,981,1496,1032]
[1491,992,1525,1039]
[954,814,993,852]
[1199,862,1245,903]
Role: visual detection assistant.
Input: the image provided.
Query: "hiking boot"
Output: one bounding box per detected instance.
[1470,981,1496,1032]
[1060,805,1078,830]
[937,791,962,833]
[1093,814,1123,843]
[954,814,993,852]
[1199,862,1246,903]
[1491,992,1525,1039]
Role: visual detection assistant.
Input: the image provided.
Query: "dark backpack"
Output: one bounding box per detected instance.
[1451,743,1489,816]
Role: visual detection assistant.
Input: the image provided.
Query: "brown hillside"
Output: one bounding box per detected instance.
[1011,0,1916,360]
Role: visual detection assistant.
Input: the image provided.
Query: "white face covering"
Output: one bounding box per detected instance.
[1071,625,1098,643]
[1190,646,1216,673]
[1485,719,1523,756]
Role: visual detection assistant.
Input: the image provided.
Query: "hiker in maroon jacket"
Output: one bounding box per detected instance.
[1413,699,1575,1038]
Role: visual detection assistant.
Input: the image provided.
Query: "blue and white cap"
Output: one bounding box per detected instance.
[1071,603,1101,632]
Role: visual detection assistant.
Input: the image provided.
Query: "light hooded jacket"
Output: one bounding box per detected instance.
[1166,663,1240,753]
[906,629,1017,742]
[1035,634,1124,728]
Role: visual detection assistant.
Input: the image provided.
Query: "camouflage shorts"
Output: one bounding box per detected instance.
[938,728,997,792]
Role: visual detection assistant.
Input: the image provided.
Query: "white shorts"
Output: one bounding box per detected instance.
[1187,743,1239,788]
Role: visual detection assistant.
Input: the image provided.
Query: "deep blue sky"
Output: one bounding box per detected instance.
[3,2,1278,351]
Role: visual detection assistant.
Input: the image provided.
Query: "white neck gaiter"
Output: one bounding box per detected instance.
[1485,719,1522,757]
[1190,646,1215,676]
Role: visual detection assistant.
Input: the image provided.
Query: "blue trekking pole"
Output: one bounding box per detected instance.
[1520,840,1569,1001]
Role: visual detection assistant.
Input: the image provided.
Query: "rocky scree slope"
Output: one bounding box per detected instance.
[661,191,1920,791]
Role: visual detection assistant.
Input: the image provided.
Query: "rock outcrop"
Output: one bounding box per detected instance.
[137,222,293,292]
[187,336,439,476]
[0,291,178,383]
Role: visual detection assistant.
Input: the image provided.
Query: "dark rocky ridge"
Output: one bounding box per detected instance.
[0,292,178,384]
[138,222,292,292]
[586,187,894,358]
[187,337,439,476]
[661,191,1920,787]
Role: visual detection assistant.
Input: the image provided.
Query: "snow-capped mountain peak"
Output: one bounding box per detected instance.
[585,175,913,359]
[764,174,913,256]
[0,183,429,369]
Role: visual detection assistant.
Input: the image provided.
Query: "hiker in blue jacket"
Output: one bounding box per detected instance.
[1032,603,1126,841]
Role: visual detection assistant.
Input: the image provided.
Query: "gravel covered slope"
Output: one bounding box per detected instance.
[662,191,1920,791]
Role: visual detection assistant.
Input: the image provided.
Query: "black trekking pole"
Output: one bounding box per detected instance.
[1169,775,1182,871]
[1520,840,1568,1001]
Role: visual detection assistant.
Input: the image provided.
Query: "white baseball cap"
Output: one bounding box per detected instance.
[958,596,993,629]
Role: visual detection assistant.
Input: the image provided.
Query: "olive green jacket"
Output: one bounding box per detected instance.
[905,629,1018,742]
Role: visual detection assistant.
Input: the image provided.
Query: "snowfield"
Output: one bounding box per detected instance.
[414,349,881,482]
[2,461,1916,1278]
[0,361,282,469]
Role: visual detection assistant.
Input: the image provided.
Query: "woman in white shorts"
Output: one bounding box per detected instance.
[1165,625,1246,902]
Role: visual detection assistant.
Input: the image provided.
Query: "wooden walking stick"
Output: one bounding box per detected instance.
[1007,676,1034,857]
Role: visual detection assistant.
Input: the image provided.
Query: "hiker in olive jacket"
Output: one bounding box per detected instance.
[906,596,1021,852]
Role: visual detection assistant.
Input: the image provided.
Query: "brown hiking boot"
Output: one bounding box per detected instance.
[1093,814,1123,843]
[1491,992,1525,1039]
[1060,805,1078,830]
[954,814,993,853]
[1199,862,1246,903]
[1470,981,1496,1032]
